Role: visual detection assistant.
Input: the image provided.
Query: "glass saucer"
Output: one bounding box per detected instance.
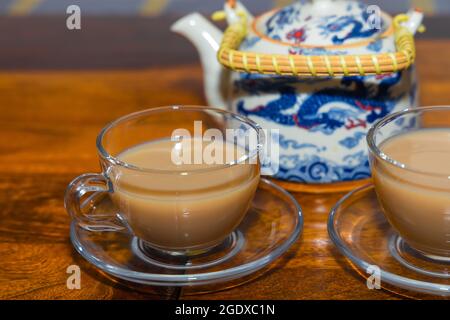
[70,178,303,287]
[328,184,450,297]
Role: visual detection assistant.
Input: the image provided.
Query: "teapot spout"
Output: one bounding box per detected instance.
[171,13,229,109]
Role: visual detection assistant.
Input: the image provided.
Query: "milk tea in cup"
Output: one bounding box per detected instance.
[110,138,260,251]
[369,108,450,259]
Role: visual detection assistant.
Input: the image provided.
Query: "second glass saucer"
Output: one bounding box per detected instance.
[70,178,303,287]
[328,184,450,297]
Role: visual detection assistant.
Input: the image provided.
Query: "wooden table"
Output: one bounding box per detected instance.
[1,15,450,299]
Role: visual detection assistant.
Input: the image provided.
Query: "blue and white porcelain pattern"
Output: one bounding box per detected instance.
[247,0,392,55]
[228,0,418,184]
[171,0,422,184]
[259,0,385,47]
[231,69,417,183]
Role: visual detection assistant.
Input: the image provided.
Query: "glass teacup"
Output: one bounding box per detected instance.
[65,106,264,256]
[367,106,450,261]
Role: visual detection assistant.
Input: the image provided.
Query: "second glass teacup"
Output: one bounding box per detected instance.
[65,106,264,257]
[367,106,450,261]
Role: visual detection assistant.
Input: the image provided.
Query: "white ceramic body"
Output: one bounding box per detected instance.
[230,71,417,183]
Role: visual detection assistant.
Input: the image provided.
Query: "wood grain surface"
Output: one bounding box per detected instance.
[1,39,450,300]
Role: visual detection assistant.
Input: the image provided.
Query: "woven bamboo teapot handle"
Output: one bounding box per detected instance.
[216,6,419,77]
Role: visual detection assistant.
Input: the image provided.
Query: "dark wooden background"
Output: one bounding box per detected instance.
[0,12,450,299]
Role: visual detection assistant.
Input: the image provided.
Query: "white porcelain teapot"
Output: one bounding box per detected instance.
[171,0,424,184]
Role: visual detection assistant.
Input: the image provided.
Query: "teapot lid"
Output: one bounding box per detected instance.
[216,0,422,77]
[253,0,390,48]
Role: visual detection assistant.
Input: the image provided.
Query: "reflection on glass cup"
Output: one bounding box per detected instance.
[65,106,264,254]
[367,106,450,260]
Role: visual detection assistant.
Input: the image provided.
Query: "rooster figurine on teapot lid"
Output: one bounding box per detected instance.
[172,0,424,191]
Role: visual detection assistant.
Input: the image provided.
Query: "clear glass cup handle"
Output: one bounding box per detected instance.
[64,173,126,232]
